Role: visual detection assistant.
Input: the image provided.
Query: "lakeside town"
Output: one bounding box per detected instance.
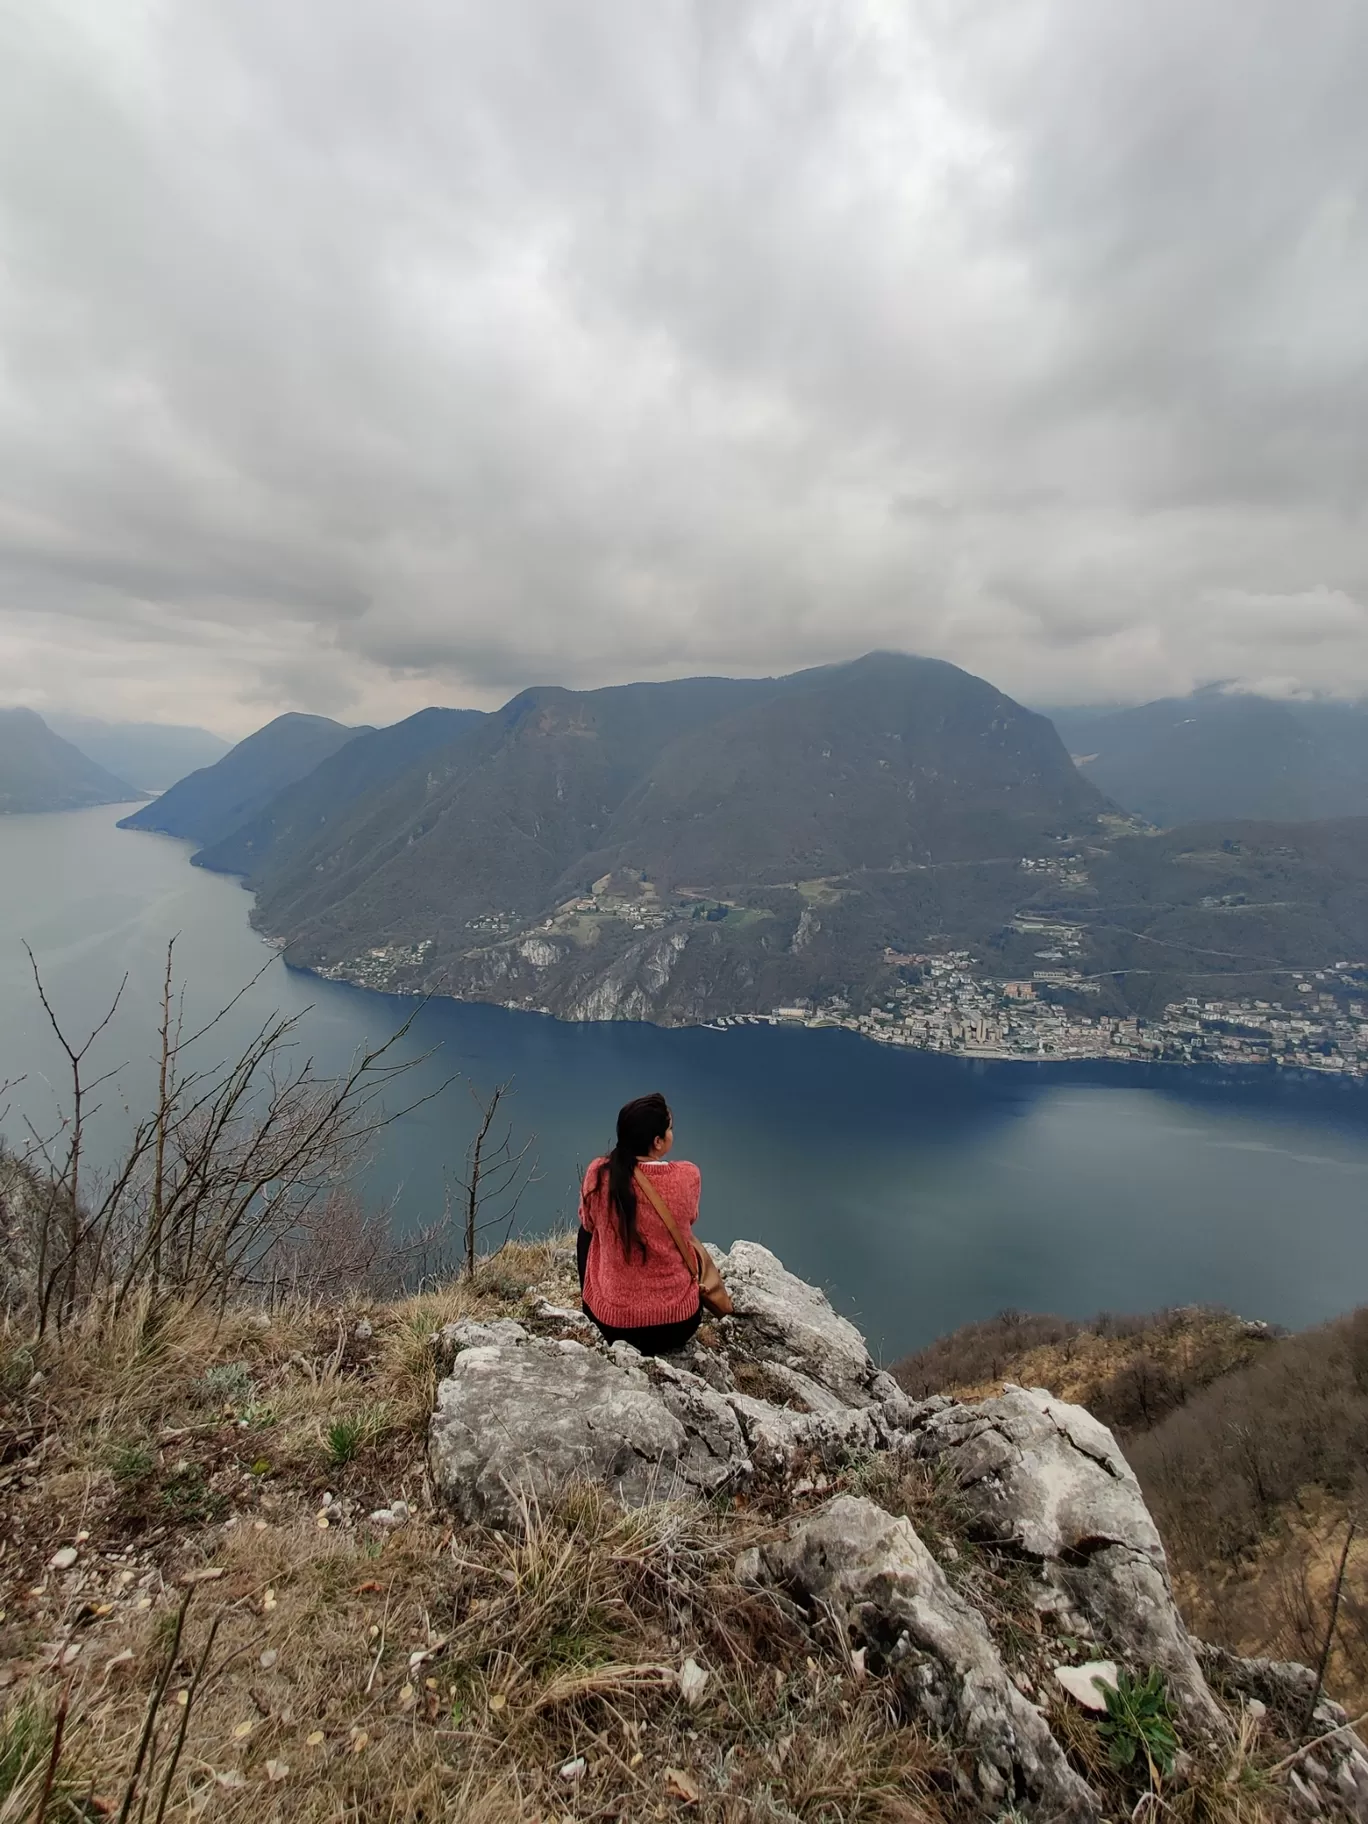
[313,869,1368,1078]
[761,953,1368,1077]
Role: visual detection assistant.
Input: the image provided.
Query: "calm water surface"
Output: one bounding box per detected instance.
[2,805,1367,1357]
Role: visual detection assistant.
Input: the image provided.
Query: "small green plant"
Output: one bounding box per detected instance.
[325,1417,366,1466]
[195,1361,258,1410]
[108,1440,156,1485]
[1096,1668,1180,1781]
[324,1405,387,1467]
[160,1463,228,1525]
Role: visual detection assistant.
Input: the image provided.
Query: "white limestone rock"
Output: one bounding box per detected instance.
[529,1299,595,1332]
[711,1241,879,1407]
[429,1334,746,1529]
[910,1382,1221,1728]
[1054,1661,1119,1712]
[725,1389,879,1475]
[755,1494,1098,1820]
[431,1316,529,1370]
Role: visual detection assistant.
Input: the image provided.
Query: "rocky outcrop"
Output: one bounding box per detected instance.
[1198,1645,1368,1820]
[712,1240,906,1411]
[742,1495,1097,1819]
[427,1241,1368,1820]
[428,1321,746,1528]
[428,1243,922,1527]
[908,1384,1222,1729]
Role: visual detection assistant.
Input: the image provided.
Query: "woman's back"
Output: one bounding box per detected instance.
[579,1155,701,1330]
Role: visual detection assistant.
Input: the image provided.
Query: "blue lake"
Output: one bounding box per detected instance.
[2,804,1367,1358]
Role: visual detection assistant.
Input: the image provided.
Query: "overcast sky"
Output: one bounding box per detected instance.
[0,1,1365,735]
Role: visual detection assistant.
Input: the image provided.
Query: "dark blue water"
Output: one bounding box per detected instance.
[3,805,1367,1357]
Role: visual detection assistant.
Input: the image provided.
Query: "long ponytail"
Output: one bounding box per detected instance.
[593,1092,671,1262]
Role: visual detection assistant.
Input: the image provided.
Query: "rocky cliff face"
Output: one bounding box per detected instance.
[429,1241,1368,1821]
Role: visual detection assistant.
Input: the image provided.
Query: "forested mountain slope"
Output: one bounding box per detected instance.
[230,654,1107,1018]
[118,712,365,849]
[193,706,486,879]
[108,656,1368,1027]
[243,673,781,937]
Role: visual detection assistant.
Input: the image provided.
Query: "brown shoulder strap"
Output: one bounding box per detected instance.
[633,1168,699,1281]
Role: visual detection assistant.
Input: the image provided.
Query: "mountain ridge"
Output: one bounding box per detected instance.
[42,714,230,793]
[115,656,1368,1033]
[191,706,487,880]
[222,653,1114,1021]
[1046,689,1368,825]
[0,707,142,813]
[118,711,367,851]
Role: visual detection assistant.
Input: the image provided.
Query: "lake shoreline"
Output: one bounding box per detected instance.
[294,954,1368,1088]
[121,808,1368,1081]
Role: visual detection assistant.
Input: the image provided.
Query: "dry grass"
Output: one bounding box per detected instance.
[3,1253,1361,1823]
[2,1242,957,1821]
[1173,1493,1368,1719]
[896,1306,1274,1435]
[2,1486,954,1822]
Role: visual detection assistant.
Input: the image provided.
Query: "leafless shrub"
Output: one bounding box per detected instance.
[450,1079,539,1280]
[1129,1317,1368,1567]
[13,940,456,1335]
[265,1186,413,1302]
[895,1301,1280,1442]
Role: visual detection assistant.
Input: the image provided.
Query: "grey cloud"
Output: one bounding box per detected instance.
[0,0,1365,735]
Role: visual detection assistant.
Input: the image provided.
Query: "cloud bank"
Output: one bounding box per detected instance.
[1,0,1365,732]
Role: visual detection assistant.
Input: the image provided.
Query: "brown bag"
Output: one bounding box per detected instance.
[633,1169,734,1317]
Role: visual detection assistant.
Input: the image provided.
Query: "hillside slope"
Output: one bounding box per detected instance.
[240,654,1106,1020]
[1050,691,1368,826]
[246,674,779,937]
[989,813,1368,1020]
[118,712,366,850]
[896,1301,1368,1716]
[574,653,1101,888]
[4,1239,1362,1821]
[0,707,140,813]
[193,707,486,879]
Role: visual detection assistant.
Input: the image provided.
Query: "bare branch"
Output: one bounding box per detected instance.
[9,953,463,1331]
[453,1079,538,1279]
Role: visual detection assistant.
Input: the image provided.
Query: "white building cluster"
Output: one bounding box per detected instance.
[781,958,1368,1075]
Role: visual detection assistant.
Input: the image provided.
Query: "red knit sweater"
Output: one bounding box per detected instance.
[579,1157,702,1328]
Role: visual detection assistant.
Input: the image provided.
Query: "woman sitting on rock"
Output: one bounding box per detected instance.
[577,1091,708,1355]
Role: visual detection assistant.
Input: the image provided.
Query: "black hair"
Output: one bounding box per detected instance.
[594,1091,671,1261]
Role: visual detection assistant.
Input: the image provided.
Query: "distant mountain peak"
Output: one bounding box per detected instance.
[119,712,368,848]
[1045,689,1368,825]
[0,707,140,814]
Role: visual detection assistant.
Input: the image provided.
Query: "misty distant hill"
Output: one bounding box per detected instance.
[0,707,141,813]
[44,714,230,793]
[1047,691,1368,826]
[119,712,367,850]
[194,707,486,879]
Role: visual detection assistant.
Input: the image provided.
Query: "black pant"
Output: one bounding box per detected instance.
[576,1226,702,1355]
